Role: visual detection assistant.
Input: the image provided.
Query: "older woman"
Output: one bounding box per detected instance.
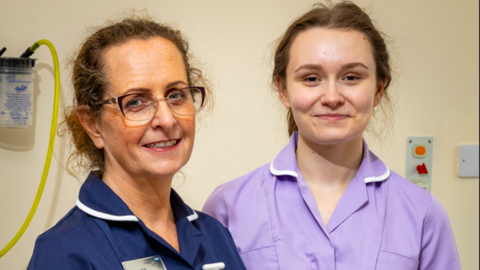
[27,16,245,270]
[203,2,460,270]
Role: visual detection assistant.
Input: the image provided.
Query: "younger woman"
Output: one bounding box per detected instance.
[203,2,460,269]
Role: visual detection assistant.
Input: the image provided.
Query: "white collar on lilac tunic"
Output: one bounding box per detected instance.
[270,132,390,184]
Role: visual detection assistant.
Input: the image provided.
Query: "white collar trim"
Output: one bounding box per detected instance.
[270,152,391,183]
[364,166,391,183]
[76,199,198,222]
[270,154,298,178]
[76,199,139,222]
[187,210,198,222]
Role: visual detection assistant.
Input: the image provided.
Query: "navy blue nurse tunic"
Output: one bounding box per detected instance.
[27,172,246,270]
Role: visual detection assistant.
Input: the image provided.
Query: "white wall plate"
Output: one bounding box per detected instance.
[459,145,479,178]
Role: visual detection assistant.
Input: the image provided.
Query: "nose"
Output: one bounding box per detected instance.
[320,81,344,109]
[150,99,176,131]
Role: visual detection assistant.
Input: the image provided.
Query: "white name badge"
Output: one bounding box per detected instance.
[122,255,167,270]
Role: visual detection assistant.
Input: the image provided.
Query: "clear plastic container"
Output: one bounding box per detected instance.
[0,57,36,128]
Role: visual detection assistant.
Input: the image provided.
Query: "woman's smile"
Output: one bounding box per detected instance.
[315,113,349,122]
[144,139,180,149]
[143,138,182,154]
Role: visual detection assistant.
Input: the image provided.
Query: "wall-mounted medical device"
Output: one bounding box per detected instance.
[405,137,434,191]
[0,53,36,128]
[0,41,60,257]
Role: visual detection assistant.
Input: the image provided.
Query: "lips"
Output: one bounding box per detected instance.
[316,114,349,121]
[144,139,179,148]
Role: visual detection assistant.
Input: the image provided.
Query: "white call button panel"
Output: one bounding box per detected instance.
[406,137,434,191]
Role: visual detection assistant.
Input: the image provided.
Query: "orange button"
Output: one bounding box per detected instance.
[415,146,426,156]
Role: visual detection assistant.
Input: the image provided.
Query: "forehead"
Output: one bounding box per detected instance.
[101,37,187,91]
[288,28,375,71]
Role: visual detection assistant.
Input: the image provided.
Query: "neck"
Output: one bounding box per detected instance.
[296,132,364,189]
[102,164,175,227]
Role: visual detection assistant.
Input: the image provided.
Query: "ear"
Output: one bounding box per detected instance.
[373,77,386,107]
[77,105,105,149]
[275,76,291,109]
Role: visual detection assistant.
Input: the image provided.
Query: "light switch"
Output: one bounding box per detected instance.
[406,137,434,191]
[459,145,479,178]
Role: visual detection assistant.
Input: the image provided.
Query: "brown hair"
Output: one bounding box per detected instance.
[60,12,211,178]
[272,1,393,136]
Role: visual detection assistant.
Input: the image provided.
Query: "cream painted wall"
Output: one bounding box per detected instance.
[0,0,478,269]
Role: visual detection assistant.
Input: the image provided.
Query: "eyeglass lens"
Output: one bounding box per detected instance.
[121,87,203,121]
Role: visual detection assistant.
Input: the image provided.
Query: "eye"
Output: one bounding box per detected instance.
[126,99,141,107]
[303,75,321,85]
[167,89,188,104]
[123,94,153,112]
[343,75,360,81]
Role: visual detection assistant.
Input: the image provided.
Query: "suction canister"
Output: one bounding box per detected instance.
[0,56,36,128]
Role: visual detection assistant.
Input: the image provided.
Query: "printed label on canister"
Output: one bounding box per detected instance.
[0,73,34,128]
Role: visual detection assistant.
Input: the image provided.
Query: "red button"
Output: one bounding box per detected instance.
[417,163,428,174]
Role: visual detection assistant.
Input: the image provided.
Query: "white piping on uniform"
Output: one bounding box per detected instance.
[76,199,139,222]
[269,147,390,183]
[203,262,225,270]
[270,155,298,178]
[187,209,198,222]
[364,167,391,183]
[77,199,198,223]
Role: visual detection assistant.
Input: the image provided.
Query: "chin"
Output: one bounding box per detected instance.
[145,161,186,178]
[317,137,352,146]
[308,130,362,146]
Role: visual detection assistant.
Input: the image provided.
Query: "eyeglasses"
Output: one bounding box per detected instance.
[95,86,205,121]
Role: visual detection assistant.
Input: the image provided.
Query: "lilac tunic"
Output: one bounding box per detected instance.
[203,132,461,270]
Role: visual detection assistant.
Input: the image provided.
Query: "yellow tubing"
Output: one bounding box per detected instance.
[0,39,60,257]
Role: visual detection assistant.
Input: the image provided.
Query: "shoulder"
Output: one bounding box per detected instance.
[193,211,246,268]
[194,211,239,244]
[385,171,433,217]
[202,163,274,248]
[27,207,95,269]
[38,206,90,241]
[381,171,455,232]
[203,163,271,224]
[40,206,107,242]
[195,210,229,231]
[383,170,455,230]
[223,163,271,191]
[208,163,271,202]
[423,194,453,229]
[383,175,460,268]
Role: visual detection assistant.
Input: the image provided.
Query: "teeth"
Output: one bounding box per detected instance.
[147,140,178,148]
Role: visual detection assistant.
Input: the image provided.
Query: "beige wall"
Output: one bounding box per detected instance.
[0,0,478,269]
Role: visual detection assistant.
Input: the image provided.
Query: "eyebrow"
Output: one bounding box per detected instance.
[166,80,188,89]
[294,62,369,73]
[123,88,150,95]
[122,80,188,95]
[341,62,369,71]
[295,64,324,73]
